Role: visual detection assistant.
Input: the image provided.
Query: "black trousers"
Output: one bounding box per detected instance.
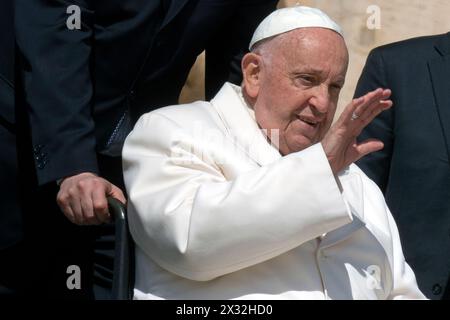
[0,224,96,300]
[0,207,117,300]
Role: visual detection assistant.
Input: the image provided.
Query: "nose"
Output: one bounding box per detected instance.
[309,84,331,116]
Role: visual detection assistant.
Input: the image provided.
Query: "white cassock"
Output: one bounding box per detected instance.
[122,82,425,300]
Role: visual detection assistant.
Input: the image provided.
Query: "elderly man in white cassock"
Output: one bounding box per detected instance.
[122,6,426,300]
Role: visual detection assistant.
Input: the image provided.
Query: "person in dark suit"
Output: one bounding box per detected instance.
[14,0,277,298]
[354,32,450,299]
[0,0,23,296]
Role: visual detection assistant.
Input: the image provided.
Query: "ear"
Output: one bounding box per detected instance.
[241,53,263,99]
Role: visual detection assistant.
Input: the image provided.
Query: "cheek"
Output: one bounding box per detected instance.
[318,116,334,137]
[257,100,293,128]
[283,121,315,153]
[284,120,309,141]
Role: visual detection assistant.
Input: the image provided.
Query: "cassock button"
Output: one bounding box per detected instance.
[432,284,442,295]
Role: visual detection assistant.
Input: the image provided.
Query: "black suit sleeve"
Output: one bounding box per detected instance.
[15,0,98,185]
[354,48,394,192]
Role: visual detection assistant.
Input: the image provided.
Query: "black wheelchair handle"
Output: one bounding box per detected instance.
[107,196,132,300]
[107,197,126,221]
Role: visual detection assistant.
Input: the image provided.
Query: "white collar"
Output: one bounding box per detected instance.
[211,83,282,166]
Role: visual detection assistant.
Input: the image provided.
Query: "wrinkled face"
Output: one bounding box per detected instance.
[245,28,349,155]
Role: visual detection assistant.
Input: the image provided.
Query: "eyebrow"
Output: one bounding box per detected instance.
[291,68,324,75]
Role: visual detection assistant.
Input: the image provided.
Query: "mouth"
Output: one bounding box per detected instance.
[297,115,320,127]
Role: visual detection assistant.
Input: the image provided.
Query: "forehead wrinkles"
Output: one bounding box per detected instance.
[258,28,348,78]
[254,31,302,66]
[284,30,348,78]
[263,30,326,73]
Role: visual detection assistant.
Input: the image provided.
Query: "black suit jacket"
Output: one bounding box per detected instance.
[15,0,277,187]
[0,0,22,249]
[355,33,450,299]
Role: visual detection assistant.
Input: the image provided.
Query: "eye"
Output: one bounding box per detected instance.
[295,74,316,86]
[330,84,343,91]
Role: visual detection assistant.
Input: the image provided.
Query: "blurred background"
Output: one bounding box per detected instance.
[179,0,450,119]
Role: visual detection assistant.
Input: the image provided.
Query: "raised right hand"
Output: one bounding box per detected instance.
[321,88,393,175]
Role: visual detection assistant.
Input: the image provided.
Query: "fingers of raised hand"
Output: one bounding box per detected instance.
[352,139,385,162]
[351,88,392,122]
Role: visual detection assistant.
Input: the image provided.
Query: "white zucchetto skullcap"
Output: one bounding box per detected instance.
[249,6,343,50]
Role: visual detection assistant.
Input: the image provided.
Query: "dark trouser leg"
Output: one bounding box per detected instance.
[0,242,26,297]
